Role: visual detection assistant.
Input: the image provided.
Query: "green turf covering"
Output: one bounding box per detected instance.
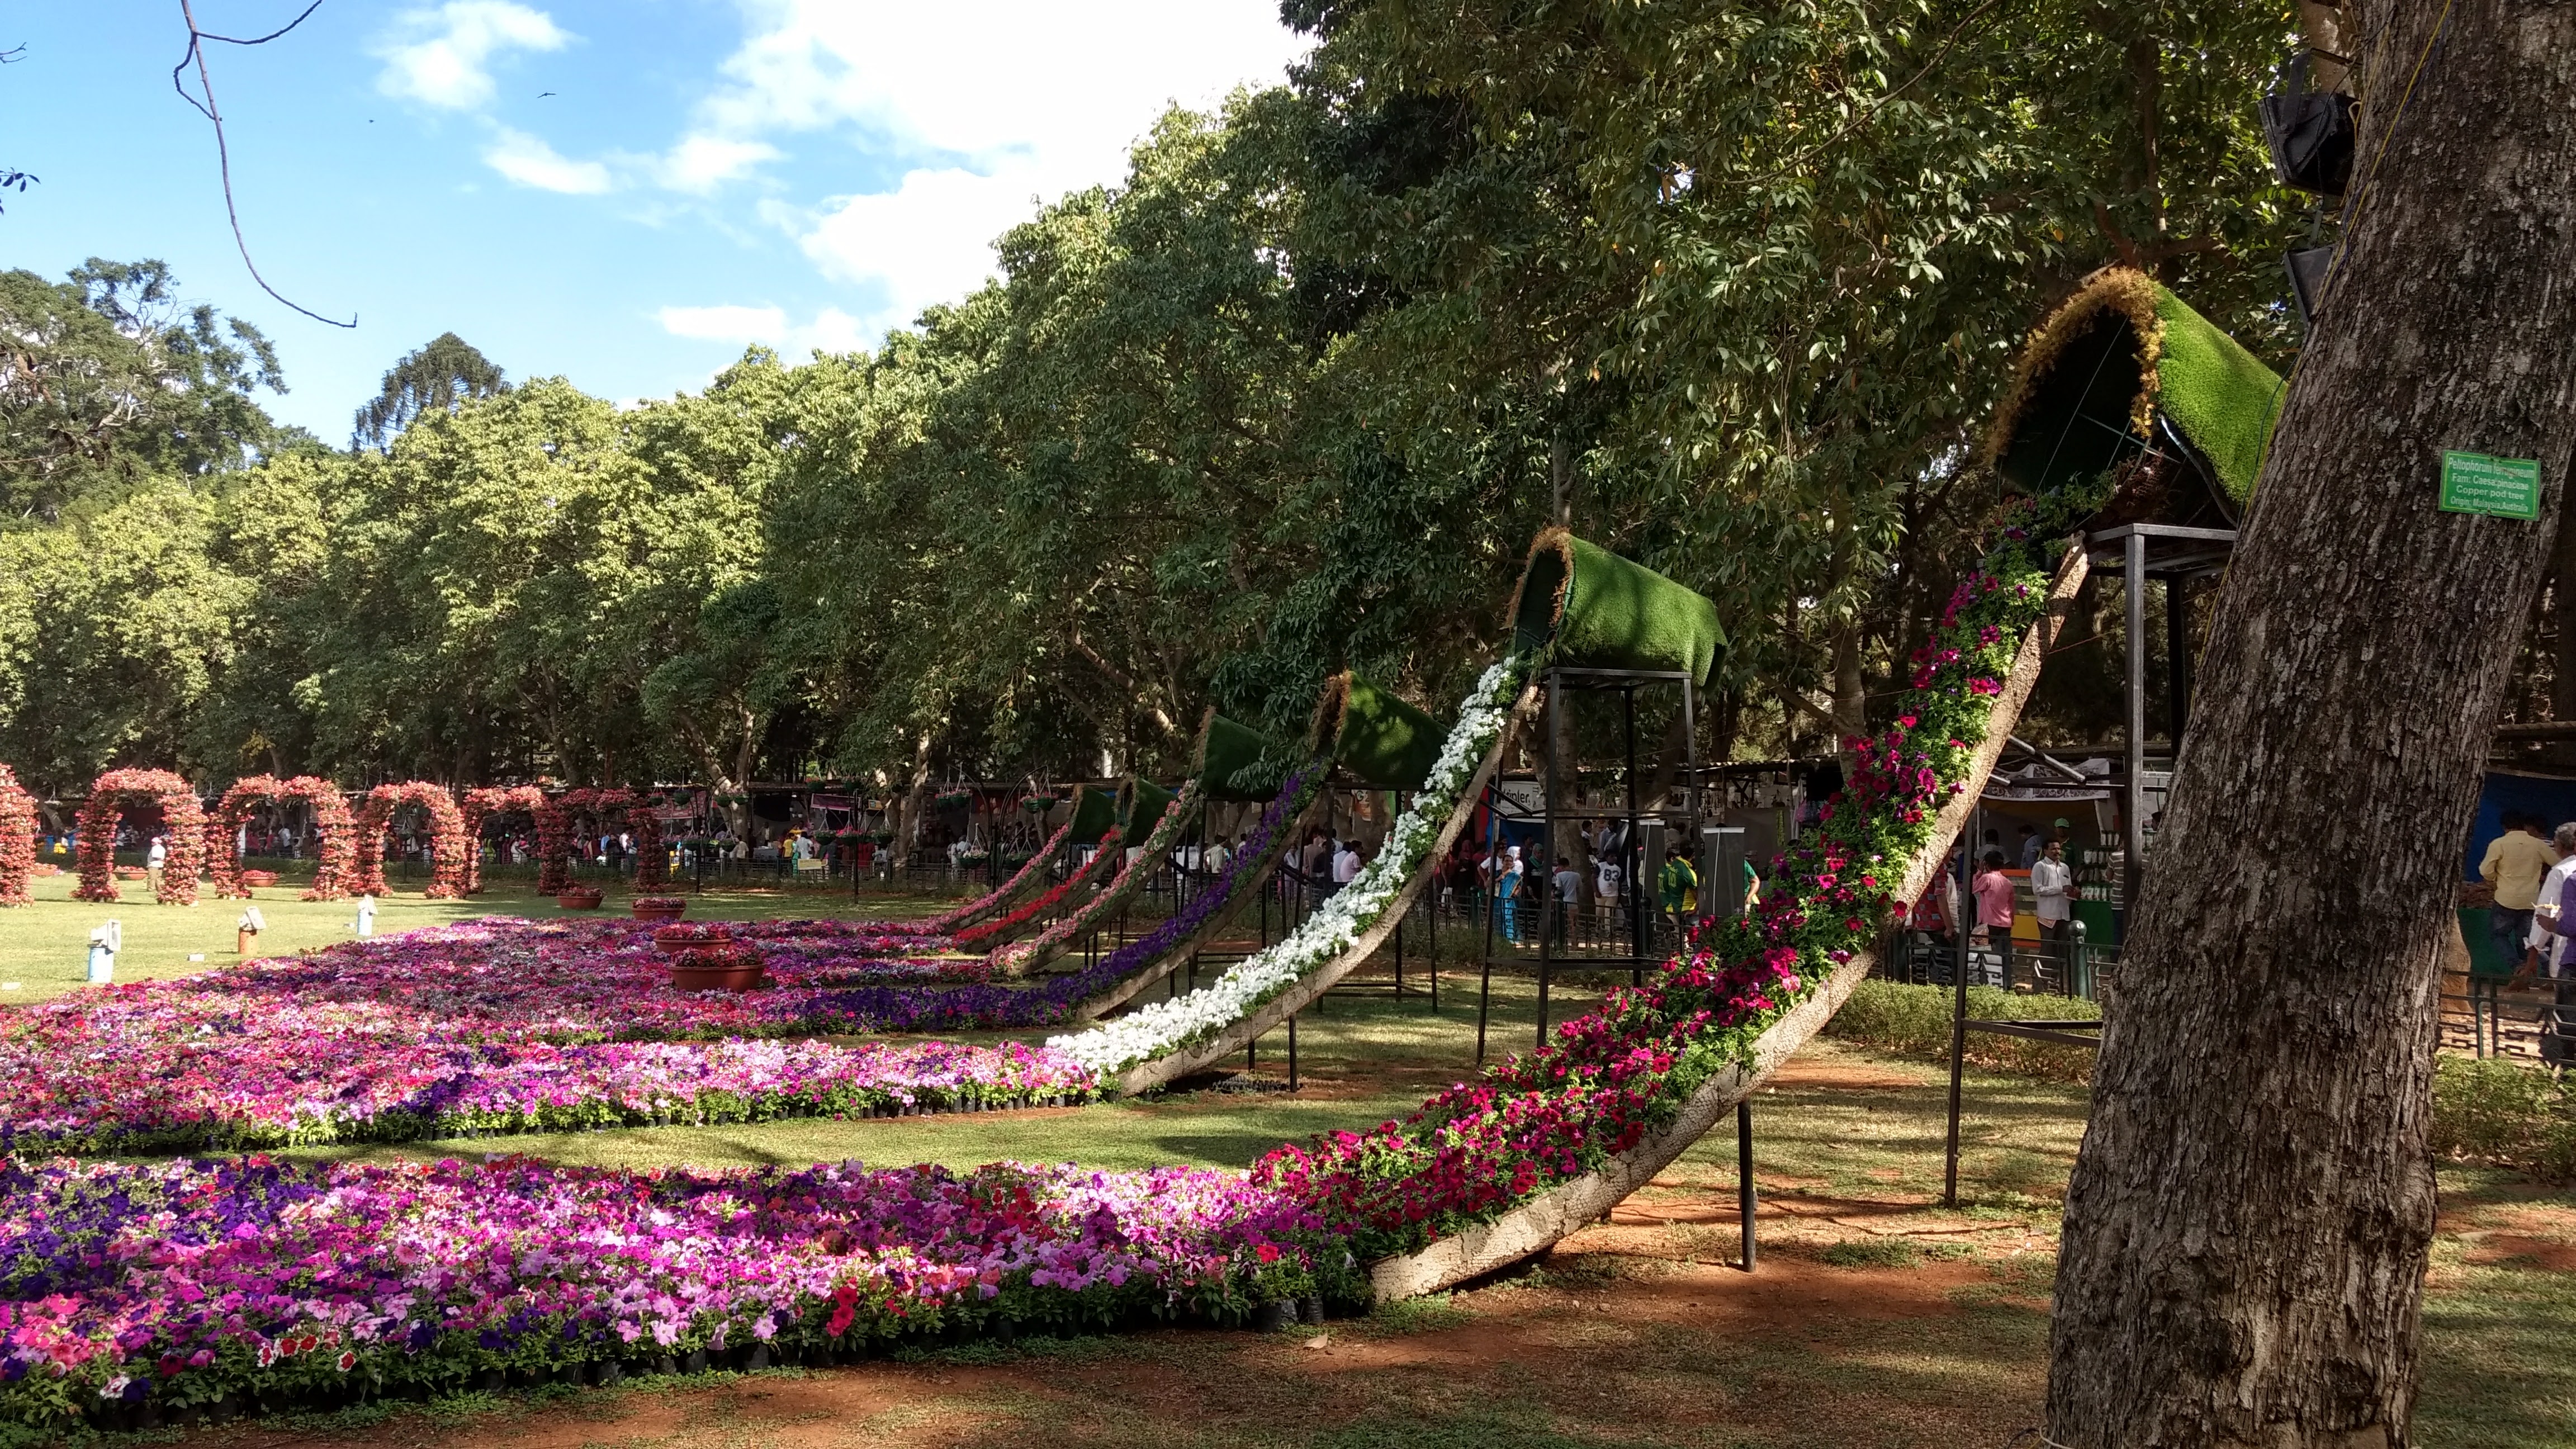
[1066,783,1118,844]
[1309,673,1443,792]
[1117,777,1176,840]
[1194,708,1296,801]
[1987,267,2285,507]
[1507,529,1725,686]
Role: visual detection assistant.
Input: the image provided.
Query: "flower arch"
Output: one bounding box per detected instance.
[460,785,571,895]
[557,788,669,891]
[350,783,471,898]
[73,768,207,905]
[0,764,33,907]
[207,775,359,901]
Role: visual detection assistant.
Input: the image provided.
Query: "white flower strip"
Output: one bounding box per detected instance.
[1052,661,1523,1075]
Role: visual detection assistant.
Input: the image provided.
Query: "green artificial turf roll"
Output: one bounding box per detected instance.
[1194,708,1294,800]
[2149,286,2286,506]
[1118,777,1177,840]
[1309,673,1443,791]
[1505,529,1726,686]
[1066,783,1118,844]
[1985,266,2285,507]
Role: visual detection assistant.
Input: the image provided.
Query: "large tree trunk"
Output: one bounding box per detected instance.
[2045,5,2576,1444]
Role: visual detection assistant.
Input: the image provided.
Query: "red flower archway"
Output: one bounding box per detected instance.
[558,788,670,891]
[73,768,207,905]
[349,783,471,898]
[208,775,358,901]
[461,785,572,895]
[0,764,33,907]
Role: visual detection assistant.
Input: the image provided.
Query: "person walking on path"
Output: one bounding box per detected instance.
[1658,844,1698,950]
[2480,811,2560,975]
[1551,855,1580,946]
[1497,845,1526,944]
[2031,837,2075,974]
[2532,822,2576,1067]
[145,835,168,895]
[1972,849,2016,987]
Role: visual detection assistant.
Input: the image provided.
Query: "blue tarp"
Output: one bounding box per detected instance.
[2460,770,2576,977]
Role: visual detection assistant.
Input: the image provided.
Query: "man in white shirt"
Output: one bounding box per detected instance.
[1332,841,1361,893]
[2530,824,2576,1064]
[2030,837,2075,965]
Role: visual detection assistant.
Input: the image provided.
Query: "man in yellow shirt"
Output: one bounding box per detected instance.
[2480,811,2561,973]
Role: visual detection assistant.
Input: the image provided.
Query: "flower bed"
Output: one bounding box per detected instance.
[0,916,1128,1153]
[1250,532,2058,1259]
[0,1000,1100,1154]
[0,1154,1346,1428]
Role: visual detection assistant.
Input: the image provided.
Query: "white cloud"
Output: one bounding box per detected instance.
[658,135,782,193]
[656,304,868,357]
[485,127,612,193]
[687,1,1309,332]
[376,2,571,111]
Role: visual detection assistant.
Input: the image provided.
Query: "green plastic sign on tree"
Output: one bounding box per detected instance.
[2438,451,2542,519]
[1310,673,1444,791]
[1507,528,1726,685]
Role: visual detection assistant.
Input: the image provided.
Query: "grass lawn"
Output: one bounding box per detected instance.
[3,891,2565,1446]
[0,867,957,1002]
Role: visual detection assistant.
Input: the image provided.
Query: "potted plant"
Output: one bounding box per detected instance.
[557,885,605,910]
[652,923,732,953]
[240,869,280,889]
[669,941,765,992]
[631,894,688,922]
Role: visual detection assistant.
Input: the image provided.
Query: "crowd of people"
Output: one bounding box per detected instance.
[2474,811,2576,1065]
[1899,820,2082,990]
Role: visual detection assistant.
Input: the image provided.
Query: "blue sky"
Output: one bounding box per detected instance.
[1,1,1309,442]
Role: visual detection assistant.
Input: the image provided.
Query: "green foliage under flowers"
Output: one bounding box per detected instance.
[2431,1056,2576,1183]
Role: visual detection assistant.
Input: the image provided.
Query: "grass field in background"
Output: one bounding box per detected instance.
[0,868,956,1002]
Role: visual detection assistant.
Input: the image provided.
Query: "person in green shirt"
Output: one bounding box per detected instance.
[1658,844,1698,948]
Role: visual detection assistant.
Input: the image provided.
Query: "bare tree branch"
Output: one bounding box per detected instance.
[172,0,354,328]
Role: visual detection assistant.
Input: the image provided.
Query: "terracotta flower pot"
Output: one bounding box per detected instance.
[240,870,280,889]
[631,901,686,923]
[668,961,766,992]
[557,890,604,911]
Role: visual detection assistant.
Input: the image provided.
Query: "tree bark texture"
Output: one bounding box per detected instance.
[2045,3,2576,1444]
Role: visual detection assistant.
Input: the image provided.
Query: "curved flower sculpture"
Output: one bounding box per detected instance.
[0,764,32,907]
[72,768,207,906]
[349,782,471,898]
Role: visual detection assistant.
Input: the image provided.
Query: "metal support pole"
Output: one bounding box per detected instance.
[1943,806,1977,1210]
[1678,676,1699,982]
[1623,686,1642,969]
[2166,575,2191,751]
[1477,780,1501,1064]
[1287,1013,1298,1091]
[1537,670,1561,1048]
[2124,528,2148,921]
[1736,1098,1757,1272]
